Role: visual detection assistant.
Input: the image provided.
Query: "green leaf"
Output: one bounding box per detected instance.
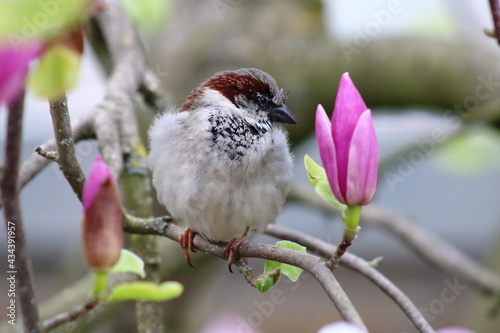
[261,241,306,285]
[28,44,80,100]
[108,281,183,302]
[304,154,325,186]
[111,249,146,278]
[0,0,89,42]
[121,0,170,29]
[304,155,347,218]
[255,275,278,293]
[257,241,306,293]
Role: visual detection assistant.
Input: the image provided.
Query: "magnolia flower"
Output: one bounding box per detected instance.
[317,322,365,333]
[0,41,43,107]
[82,155,123,272]
[315,73,378,206]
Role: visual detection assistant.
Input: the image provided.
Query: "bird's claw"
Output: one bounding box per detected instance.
[179,228,197,267]
[223,228,249,273]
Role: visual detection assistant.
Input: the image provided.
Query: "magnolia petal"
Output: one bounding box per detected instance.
[315,104,345,203]
[82,155,114,212]
[362,111,379,204]
[331,73,368,196]
[317,322,365,333]
[436,327,476,333]
[0,41,44,107]
[345,110,378,205]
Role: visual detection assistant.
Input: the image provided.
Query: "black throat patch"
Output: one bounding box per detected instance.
[208,113,271,161]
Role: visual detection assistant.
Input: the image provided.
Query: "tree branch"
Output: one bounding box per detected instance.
[124,216,367,330]
[41,299,98,331]
[264,224,435,333]
[363,204,500,295]
[94,2,164,331]
[289,182,500,296]
[17,113,93,192]
[47,95,86,200]
[489,0,500,46]
[1,91,41,332]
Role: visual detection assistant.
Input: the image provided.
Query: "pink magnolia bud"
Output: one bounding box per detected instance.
[82,155,123,272]
[315,73,378,206]
[0,41,44,107]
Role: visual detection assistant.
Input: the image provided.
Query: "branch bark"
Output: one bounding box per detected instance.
[1,91,41,332]
[41,299,98,331]
[48,95,86,200]
[124,216,368,331]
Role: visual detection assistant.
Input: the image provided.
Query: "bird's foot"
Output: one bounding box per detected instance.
[179,228,197,267]
[223,228,249,273]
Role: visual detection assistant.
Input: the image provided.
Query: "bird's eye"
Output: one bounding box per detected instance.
[258,95,268,106]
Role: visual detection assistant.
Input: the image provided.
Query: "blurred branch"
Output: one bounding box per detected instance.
[363,205,500,294]
[489,0,500,46]
[120,140,163,333]
[95,2,163,331]
[289,182,500,296]
[124,216,367,331]
[1,91,41,332]
[264,224,434,333]
[138,70,167,112]
[41,300,98,332]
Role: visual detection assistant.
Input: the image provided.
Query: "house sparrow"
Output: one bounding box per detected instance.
[148,68,296,268]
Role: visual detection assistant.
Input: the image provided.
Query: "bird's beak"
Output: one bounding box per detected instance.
[270,105,297,125]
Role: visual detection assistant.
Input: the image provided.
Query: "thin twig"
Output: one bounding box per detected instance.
[235,261,257,287]
[289,182,500,295]
[34,147,58,161]
[124,216,367,330]
[18,113,94,191]
[264,224,435,333]
[331,227,358,268]
[1,91,41,332]
[489,0,500,46]
[41,299,98,331]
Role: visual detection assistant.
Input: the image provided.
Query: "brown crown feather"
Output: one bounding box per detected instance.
[180,68,280,112]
